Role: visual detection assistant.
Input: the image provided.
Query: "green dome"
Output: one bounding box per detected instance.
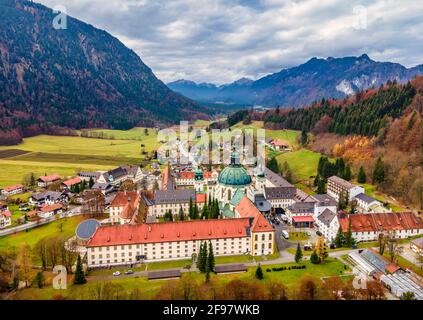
[218,165,252,186]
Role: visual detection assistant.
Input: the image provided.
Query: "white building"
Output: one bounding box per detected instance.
[327,176,365,202]
[315,209,339,242]
[1,184,24,197]
[109,191,140,225]
[0,210,12,229]
[264,187,297,209]
[86,214,275,267]
[37,203,63,219]
[339,212,423,242]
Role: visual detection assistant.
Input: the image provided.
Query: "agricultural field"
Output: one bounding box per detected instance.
[0,133,159,187]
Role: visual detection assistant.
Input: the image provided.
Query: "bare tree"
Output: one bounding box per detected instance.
[82,190,106,217]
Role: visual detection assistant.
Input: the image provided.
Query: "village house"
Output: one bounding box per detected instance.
[0,184,24,197]
[339,212,423,242]
[269,139,291,151]
[0,210,12,229]
[285,202,316,227]
[109,191,140,225]
[61,177,82,191]
[91,182,114,195]
[327,176,365,202]
[37,174,61,188]
[37,203,64,219]
[29,191,69,207]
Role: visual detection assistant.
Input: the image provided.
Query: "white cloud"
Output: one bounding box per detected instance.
[37,0,423,84]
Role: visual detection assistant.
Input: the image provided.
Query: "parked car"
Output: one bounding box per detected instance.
[316,230,323,236]
[281,230,289,239]
[113,271,121,276]
[125,270,134,275]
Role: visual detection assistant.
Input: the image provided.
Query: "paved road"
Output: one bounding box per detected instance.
[0,206,82,237]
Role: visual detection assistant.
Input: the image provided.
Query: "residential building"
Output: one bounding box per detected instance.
[264,167,293,188]
[37,174,61,188]
[269,139,291,151]
[327,176,364,202]
[92,182,114,195]
[339,212,423,242]
[109,191,140,225]
[354,193,385,213]
[29,191,69,207]
[37,203,64,218]
[1,184,24,197]
[62,177,82,190]
[0,210,12,229]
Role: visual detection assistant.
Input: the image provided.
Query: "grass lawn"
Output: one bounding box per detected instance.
[7,192,32,202]
[276,149,321,181]
[81,127,157,141]
[288,232,309,241]
[12,257,348,300]
[0,216,84,251]
[214,254,263,264]
[146,259,193,271]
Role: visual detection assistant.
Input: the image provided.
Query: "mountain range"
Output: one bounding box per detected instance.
[0,0,206,139]
[168,55,423,107]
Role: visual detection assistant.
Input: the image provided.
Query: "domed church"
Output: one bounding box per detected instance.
[212,149,253,207]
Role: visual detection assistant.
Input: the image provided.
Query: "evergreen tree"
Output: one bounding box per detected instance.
[357,166,367,183]
[310,250,321,264]
[205,270,210,283]
[295,243,303,263]
[255,264,264,280]
[164,210,173,222]
[196,243,204,271]
[201,203,209,220]
[316,178,326,194]
[267,157,279,173]
[300,129,308,146]
[89,177,94,188]
[372,157,385,184]
[337,158,345,178]
[334,227,344,248]
[193,203,199,220]
[344,164,352,181]
[73,255,86,285]
[29,173,35,186]
[178,206,184,221]
[189,198,194,220]
[207,241,215,273]
[35,271,45,288]
[344,219,353,248]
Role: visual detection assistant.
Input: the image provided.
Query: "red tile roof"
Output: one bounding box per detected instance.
[196,193,207,203]
[235,196,274,233]
[161,164,174,190]
[38,174,61,183]
[235,196,260,219]
[292,216,315,223]
[111,191,140,220]
[39,203,63,213]
[87,218,251,247]
[0,210,11,218]
[271,139,289,147]
[63,177,82,187]
[178,171,213,180]
[339,212,423,233]
[3,184,24,193]
[111,191,140,207]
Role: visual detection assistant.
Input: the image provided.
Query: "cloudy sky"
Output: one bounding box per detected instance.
[38,0,423,84]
